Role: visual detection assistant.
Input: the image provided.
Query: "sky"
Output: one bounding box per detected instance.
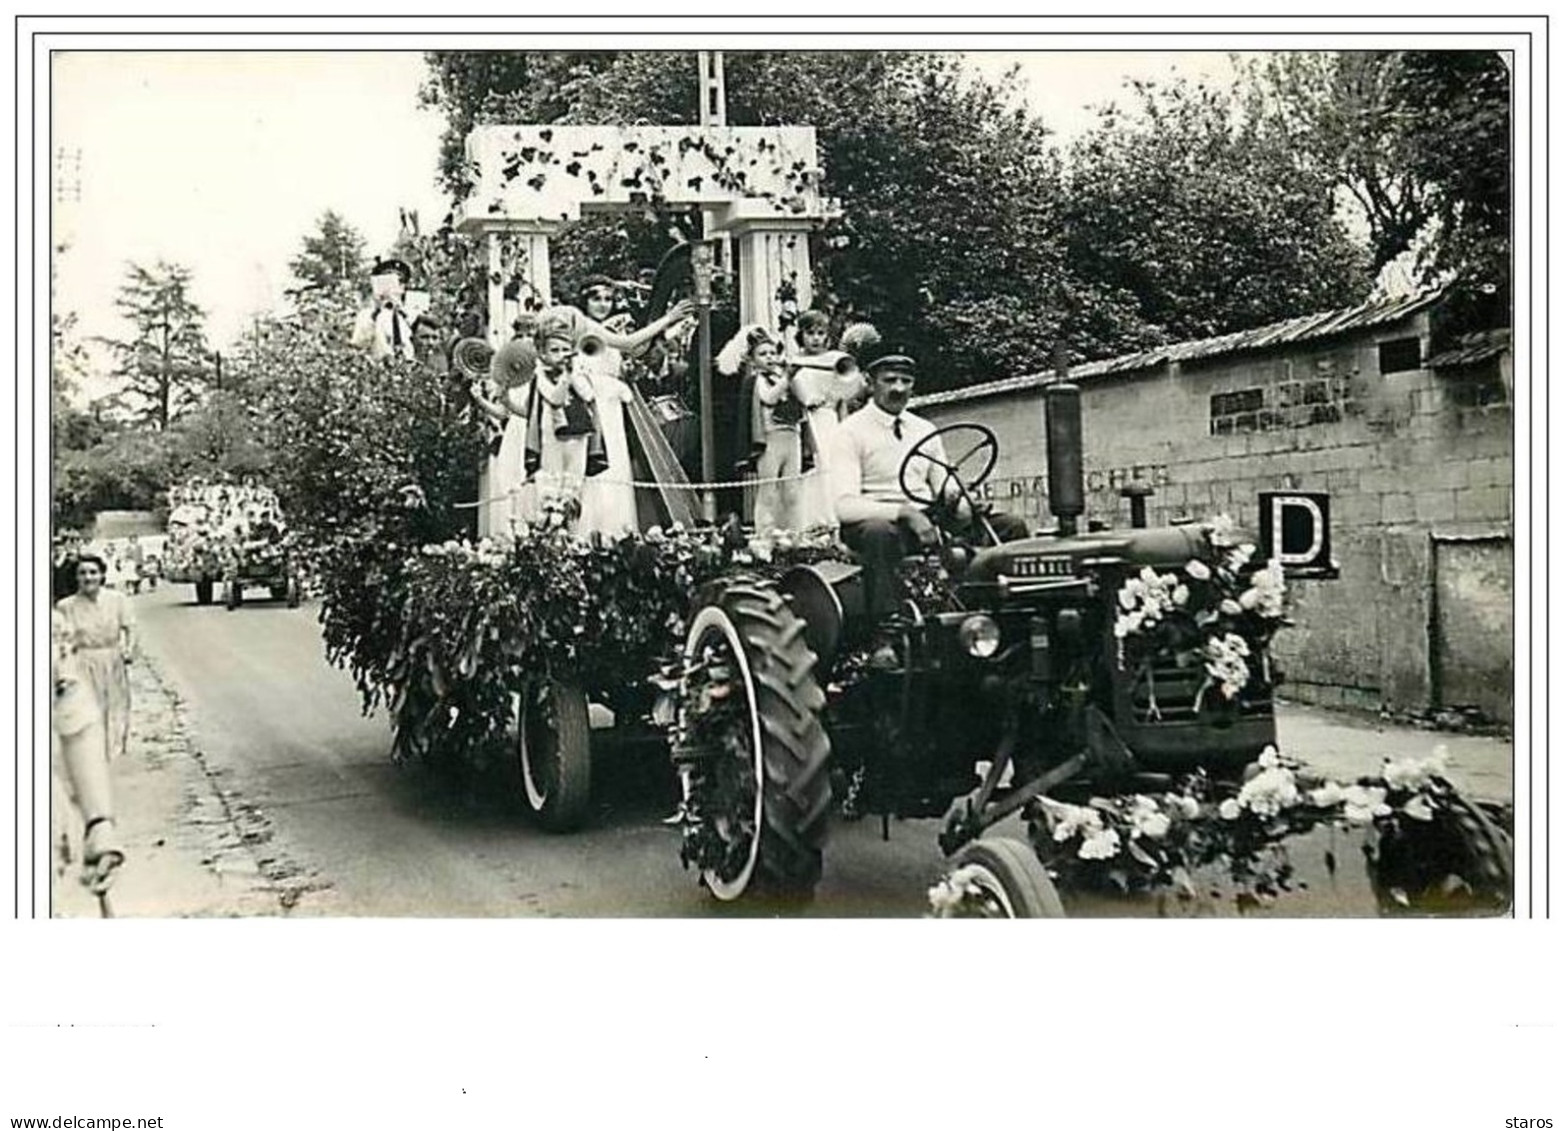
[51,50,1239,391]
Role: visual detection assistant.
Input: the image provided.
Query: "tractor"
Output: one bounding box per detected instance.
[222,531,303,611]
[666,383,1284,916]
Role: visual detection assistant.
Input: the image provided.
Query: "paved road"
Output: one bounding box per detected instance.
[132,583,1512,918]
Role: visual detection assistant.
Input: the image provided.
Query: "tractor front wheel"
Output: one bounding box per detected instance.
[935,837,1066,918]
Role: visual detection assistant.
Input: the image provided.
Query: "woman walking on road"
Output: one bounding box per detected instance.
[50,569,128,897]
[55,554,136,763]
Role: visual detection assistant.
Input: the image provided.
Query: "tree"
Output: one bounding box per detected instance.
[1390,52,1511,332]
[98,260,212,430]
[168,390,272,478]
[53,427,180,529]
[289,209,369,295]
[1060,75,1372,345]
[52,308,103,452]
[1248,50,1511,330]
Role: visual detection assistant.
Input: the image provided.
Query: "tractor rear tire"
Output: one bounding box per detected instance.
[516,679,593,833]
[947,837,1066,918]
[195,579,213,606]
[684,580,833,903]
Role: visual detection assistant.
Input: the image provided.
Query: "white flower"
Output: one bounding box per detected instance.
[1202,634,1254,699]
[1382,747,1451,792]
[1047,801,1103,843]
[927,865,984,915]
[1218,798,1242,821]
[1226,543,1256,571]
[1308,780,1346,809]
[1342,785,1391,826]
[1186,559,1212,581]
[1236,765,1301,817]
[1135,811,1172,840]
[1403,796,1435,822]
[1169,795,1201,821]
[1204,513,1240,547]
[1172,584,1190,607]
[1127,795,1169,838]
[1220,598,1243,617]
[1246,560,1287,619]
[1078,827,1122,860]
[1258,744,1282,769]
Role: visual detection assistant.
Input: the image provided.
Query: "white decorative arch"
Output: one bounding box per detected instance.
[454,123,842,534]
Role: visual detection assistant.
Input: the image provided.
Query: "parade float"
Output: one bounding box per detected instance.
[258,86,1511,918]
[162,479,298,609]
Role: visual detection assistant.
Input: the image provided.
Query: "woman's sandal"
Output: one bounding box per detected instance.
[82,816,125,895]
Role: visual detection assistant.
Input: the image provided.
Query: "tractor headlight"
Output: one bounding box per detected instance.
[958,614,1002,659]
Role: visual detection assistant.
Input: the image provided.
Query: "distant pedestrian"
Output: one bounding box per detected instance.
[52,532,82,601]
[126,534,146,595]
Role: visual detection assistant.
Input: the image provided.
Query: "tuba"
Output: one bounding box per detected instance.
[452,337,495,383]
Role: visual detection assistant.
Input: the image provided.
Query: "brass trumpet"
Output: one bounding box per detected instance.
[786,350,860,380]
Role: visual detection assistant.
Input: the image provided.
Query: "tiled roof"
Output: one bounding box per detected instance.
[912,289,1445,409]
[1426,328,1512,370]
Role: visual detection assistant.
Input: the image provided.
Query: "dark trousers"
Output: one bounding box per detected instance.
[840,510,1031,617]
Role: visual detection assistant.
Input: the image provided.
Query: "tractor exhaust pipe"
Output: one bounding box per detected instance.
[1043,381,1085,537]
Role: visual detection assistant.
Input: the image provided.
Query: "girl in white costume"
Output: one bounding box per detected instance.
[787,310,865,532]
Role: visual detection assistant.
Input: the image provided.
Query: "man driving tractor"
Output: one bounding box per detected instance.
[831,351,1029,620]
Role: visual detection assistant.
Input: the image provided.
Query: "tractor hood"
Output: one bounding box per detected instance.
[965,525,1210,585]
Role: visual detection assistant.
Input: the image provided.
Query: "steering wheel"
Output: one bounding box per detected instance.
[898,423,999,507]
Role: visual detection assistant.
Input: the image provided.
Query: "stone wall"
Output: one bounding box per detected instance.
[920,312,1515,720]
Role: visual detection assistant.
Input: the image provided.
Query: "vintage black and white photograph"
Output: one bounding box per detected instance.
[41,41,1521,923]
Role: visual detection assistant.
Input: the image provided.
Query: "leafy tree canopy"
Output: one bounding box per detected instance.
[1245,50,1510,333]
[1061,74,1373,345]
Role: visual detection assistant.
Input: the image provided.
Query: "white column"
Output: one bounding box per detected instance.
[514,224,555,312]
[730,220,816,330]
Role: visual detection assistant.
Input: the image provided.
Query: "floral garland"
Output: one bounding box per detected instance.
[1112,514,1287,711]
[340,522,852,769]
[1010,744,1511,914]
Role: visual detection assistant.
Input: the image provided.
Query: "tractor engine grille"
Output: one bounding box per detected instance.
[1128,660,1274,724]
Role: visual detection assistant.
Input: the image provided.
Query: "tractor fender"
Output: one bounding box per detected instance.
[778,560,866,668]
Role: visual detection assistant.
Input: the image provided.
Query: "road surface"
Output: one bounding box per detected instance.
[109,583,1512,918]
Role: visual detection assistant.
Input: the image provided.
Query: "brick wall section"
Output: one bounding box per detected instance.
[920,311,1514,717]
